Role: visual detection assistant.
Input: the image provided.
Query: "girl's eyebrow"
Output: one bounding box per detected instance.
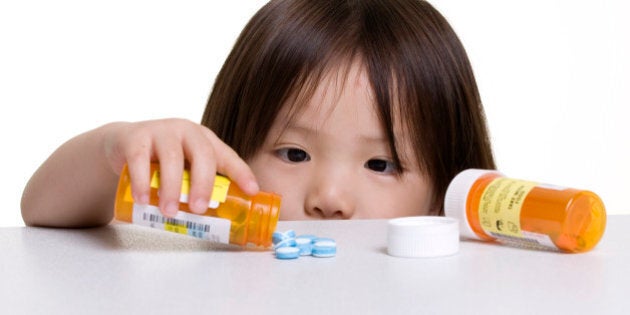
[283,123,312,134]
[284,121,387,143]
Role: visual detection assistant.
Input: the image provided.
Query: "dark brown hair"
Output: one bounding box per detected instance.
[202,0,495,215]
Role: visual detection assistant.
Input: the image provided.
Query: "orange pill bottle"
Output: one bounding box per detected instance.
[114,163,281,248]
[444,169,606,253]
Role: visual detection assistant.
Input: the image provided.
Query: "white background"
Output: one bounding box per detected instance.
[1,1,628,227]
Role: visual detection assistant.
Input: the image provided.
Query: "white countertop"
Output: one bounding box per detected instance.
[1,216,628,314]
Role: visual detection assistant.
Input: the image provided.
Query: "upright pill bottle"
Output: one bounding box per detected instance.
[115,163,281,248]
[444,169,606,253]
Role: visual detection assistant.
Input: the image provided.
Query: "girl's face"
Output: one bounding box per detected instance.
[247,62,435,220]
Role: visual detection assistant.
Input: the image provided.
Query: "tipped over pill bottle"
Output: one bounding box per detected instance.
[444,169,606,253]
[114,163,281,248]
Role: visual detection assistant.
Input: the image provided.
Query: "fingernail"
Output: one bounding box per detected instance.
[134,193,149,205]
[247,181,259,195]
[191,198,208,214]
[164,202,178,217]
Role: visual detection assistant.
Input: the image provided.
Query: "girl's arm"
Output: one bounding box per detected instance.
[21,123,121,227]
[21,119,259,228]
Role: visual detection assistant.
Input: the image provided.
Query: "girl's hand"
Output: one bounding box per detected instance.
[103,118,259,217]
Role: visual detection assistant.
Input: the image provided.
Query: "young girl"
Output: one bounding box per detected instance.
[21,0,495,227]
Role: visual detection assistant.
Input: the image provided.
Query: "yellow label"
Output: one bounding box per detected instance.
[165,221,188,235]
[479,178,537,238]
[150,170,231,205]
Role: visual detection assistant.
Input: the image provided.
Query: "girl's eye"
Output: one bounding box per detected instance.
[276,148,311,163]
[365,159,397,174]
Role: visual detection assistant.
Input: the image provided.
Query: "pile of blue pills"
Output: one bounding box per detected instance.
[272,230,337,260]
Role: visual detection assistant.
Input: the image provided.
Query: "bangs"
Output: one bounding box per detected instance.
[203,0,495,214]
[273,55,366,143]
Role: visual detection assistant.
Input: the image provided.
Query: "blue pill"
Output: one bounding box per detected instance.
[272,230,298,245]
[272,232,285,245]
[314,237,335,244]
[273,238,297,249]
[296,234,318,243]
[312,240,337,258]
[275,246,300,260]
[295,237,313,256]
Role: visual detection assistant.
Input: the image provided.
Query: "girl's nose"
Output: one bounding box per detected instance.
[304,170,356,219]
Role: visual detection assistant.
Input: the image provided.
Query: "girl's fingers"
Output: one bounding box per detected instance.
[124,132,152,207]
[206,128,259,196]
[112,119,256,218]
[183,128,217,214]
[127,156,151,206]
[153,135,185,218]
[185,124,259,215]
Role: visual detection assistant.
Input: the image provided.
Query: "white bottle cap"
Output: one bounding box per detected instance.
[444,168,502,240]
[387,216,459,258]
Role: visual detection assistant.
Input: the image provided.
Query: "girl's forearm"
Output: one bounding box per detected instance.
[21,124,120,227]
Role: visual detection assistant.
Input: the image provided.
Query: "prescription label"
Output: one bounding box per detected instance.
[132,203,231,243]
[150,170,231,208]
[479,177,536,238]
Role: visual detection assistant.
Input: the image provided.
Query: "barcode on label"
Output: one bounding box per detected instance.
[131,203,231,244]
[490,232,559,251]
[142,212,211,233]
